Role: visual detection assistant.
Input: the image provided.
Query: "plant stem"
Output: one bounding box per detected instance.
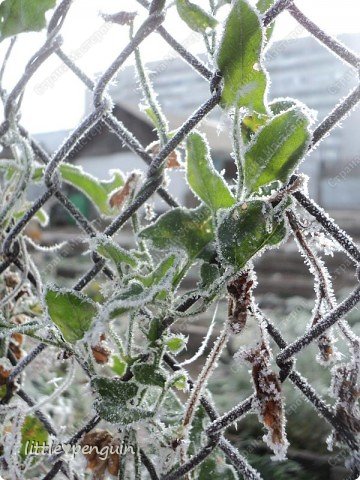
[232,107,244,199]
[131,23,168,147]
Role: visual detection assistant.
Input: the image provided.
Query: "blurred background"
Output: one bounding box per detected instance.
[0,1,359,478]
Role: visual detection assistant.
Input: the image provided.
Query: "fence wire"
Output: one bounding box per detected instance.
[0,0,360,479]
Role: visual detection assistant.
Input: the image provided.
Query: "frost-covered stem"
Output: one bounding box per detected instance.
[182,324,229,430]
[133,437,142,480]
[84,343,96,376]
[130,183,152,262]
[131,23,168,146]
[232,107,244,199]
[179,303,218,367]
[22,330,68,348]
[0,131,33,226]
[119,431,130,479]
[109,324,126,358]
[153,384,168,412]
[208,0,217,52]
[202,33,213,56]
[0,37,16,101]
[292,189,360,263]
[126,312,136,357]
[287,210,359,347]
[154,344,165,367]
[179,323,229,473]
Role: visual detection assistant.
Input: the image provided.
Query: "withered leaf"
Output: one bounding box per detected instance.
[243,339,288,458]
[227,270,255,334]
[109,173,140,210]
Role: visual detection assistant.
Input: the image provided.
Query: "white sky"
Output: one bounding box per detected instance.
[0,0,359,133]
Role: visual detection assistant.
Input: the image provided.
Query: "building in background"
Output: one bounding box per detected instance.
[21,32,360,217]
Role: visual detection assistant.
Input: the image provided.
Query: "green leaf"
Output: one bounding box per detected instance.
[108,254,178,318]
[241,99,299,143]
[134,254,176,288]
[186,132,235,211]
[60,164,124,217]
[20,416,48,459]
[108,255,177,318]
[34,163,124,217]
[200,262,220,289]
[92,377,152,424]
[144,107,166,134]
[45,288,98,343]
[0,0,56,41]
[92,377,138,403]
[216,0,267,113]
[165,335,187,354]
[269,98,298,115]
[172,373,188,391]
[108,281,145,319]
[98,407,153,425]
[176,0,217,33]
[132,363,166,387]
[217,200,286,270]
[244,107,311,193]
[111,356,127,377]
[139,205,214,262]
[95,236,138,274]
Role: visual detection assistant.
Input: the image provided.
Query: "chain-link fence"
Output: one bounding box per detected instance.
[0,0,360,478]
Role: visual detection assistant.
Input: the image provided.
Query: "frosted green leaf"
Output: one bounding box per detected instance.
[200,262,220,289]
[92,377,137,404]
[165,335,187,354]
[216,0,267,113]
[244,107,311,193]
[92,377,152,424]
[35,163,124,217]
[134,254,176,288]
[20,416,48,459]
[217,200,286,270]
[95,236,138,275]
[176,0,217,33]
[0,0,56,41]
[173,374,188,391]
[139,205,214,262]
[45,288,98,343]
[132,363,166,387]
[111,356,127,377]
[108,256,177,318]
[186,132,235,211]
[241,99,299,143]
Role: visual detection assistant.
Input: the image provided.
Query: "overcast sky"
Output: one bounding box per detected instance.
[0,0,358,133]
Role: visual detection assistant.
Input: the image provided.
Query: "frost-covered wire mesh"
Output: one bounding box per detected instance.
[0,0,360,479]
